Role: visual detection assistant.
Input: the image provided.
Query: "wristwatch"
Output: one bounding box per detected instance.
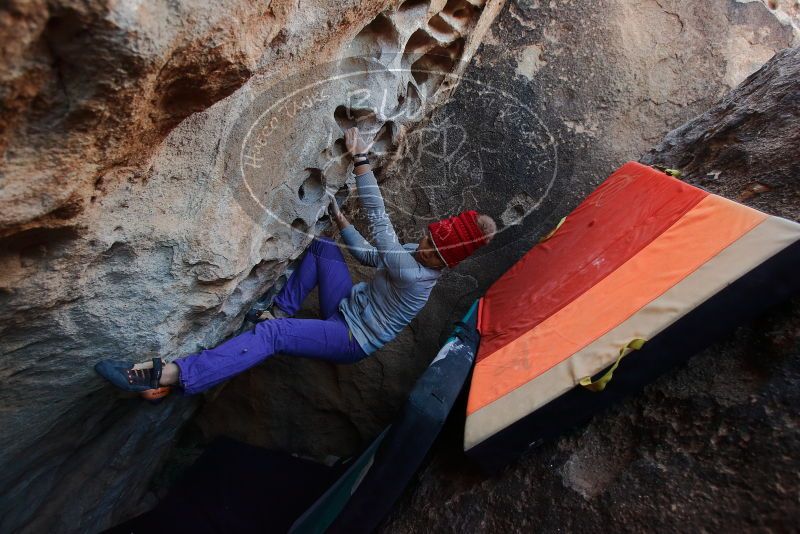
[353,152,369,166]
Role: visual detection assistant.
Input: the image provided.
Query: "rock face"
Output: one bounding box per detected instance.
[381,44,800,534]
[0,0,503,531]
[1,0,797,532]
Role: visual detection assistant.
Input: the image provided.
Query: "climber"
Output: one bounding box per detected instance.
[95,127,497,396]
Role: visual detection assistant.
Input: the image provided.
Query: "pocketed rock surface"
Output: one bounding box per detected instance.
[0,0,504,530]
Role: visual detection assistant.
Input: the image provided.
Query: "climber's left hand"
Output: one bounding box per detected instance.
[327,192,349,229]
[344,127,372,156]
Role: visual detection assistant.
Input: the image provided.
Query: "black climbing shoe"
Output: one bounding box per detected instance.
[95,357,166,393]
[255,305,291,322]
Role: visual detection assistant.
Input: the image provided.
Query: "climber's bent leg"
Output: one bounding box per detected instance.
[174,312,366,395]
[273,236,353,319]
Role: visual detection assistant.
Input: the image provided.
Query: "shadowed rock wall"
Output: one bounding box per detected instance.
[196,0,795,460]
[0,0,504,531]
[381,43,800,534]
[196,0,799,531]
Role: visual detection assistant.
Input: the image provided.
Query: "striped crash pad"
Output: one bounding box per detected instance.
[464,161,800,472]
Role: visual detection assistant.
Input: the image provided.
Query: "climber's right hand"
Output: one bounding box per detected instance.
[327,192,341,217]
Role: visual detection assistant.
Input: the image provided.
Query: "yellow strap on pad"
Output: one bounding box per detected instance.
[579,338,647,392]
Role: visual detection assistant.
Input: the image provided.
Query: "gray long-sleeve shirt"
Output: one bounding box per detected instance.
[338,171,443,355]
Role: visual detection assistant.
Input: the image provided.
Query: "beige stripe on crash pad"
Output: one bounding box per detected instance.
[465,215,800,451]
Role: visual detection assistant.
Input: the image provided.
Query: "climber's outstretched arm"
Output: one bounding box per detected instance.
[327,127,417,278]
[341,127,419,284]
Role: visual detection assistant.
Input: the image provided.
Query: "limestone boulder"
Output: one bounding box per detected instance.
[2,0,797,531]
[0,0,503,531]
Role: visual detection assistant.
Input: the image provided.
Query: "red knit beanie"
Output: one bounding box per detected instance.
[428,210,488,268]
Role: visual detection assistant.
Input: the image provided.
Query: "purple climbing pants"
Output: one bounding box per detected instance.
[175,237,366,395]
